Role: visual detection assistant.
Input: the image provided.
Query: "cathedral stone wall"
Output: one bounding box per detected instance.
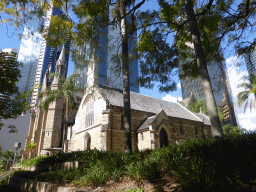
[74,125,103,151]
[22,112,36,160]
[138,130,152,151]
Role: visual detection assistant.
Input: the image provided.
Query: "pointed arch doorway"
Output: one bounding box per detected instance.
[84,133,91,150]
[160,128,169,148]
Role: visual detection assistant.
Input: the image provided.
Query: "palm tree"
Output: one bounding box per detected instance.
[237,75,256,113]
[39,72,84,152]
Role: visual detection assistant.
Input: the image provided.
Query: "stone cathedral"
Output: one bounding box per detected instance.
[22,47,212,160]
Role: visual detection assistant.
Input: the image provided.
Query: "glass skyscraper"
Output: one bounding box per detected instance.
[16,17,43,94]
[179,46,238,126]
[244,49,256,77]
[74,5,139,93]
[16,4,71,108]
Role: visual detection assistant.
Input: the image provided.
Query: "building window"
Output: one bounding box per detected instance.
[85,97,94,128]
[180,124,184,135]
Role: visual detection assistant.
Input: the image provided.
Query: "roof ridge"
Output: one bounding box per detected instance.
[176,102,203,122]
[132,91,178,105]
[198,112,210,119]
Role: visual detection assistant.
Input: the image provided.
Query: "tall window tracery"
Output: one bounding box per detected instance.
[85,97,94,128]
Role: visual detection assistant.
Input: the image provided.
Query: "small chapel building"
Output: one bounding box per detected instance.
[66,84,211,153]
[22,47,212,160]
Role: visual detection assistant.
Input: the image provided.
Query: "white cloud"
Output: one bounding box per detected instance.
[177,83,181,88]
[162,95,182,103]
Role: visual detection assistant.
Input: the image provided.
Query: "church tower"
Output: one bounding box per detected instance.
[40,47,67,155]
[22,47,69,159]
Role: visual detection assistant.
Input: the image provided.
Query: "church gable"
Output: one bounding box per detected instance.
[68,86,109,151]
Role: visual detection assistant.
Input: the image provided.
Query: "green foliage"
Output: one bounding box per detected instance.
[36,168,80,184]
[187,100,224,122]
[0,150,15,160]
[26,141,37,152]
[187,100,208,114]
[136,28,179,92]
[0,150,15,171]
[14,132,256,191]
[39,73,83,111]
[237,75,256,113]
[0,52,31,130]
[0,169,21,186]
[222,124,247,137]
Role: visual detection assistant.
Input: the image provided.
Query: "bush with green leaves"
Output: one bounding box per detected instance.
[14,131,256,191]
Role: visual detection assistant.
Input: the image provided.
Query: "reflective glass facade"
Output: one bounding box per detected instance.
[179,48,238,126]
[244,50,256,77]
[16,17,43,93]
[74,5,139,93]
[17,6,71,106]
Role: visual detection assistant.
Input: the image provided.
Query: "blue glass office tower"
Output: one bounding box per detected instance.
[244,49,256,77]
[16,17,43,93]
[16,4,71,108]
[74,5,139,93]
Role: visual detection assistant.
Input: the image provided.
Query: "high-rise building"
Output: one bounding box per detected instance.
[15,4,72,108]
[16,16,43,94]
[74,5,139,93]
[179,46,238,126]
[244,49,256,77]
[0,48,19,55]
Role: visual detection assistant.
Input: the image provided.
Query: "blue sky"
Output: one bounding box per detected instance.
[0,0,255,131]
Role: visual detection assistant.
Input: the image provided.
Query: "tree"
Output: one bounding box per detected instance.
[222,124,247,137]
[187,100,224,123]
[0,51,31,131]
[237,75,256,113]
[26,141,37,159]
[39,72,83,152]
[137,0,222,137]
[68,0,146,152]
[116,0,132,152]
[0,150,15,171]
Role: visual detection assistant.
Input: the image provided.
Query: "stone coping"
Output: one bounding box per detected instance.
[8,176,89,192]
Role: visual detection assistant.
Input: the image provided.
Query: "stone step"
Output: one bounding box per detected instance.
[9,176,91,192]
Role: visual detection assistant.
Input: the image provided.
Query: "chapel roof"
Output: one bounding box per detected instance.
[193,112,211,125]
[138,116,156,131]
[98,84,204,123]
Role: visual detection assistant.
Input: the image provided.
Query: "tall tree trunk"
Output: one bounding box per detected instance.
[117,0,132,152]
[184,0,223,137]
[62,100,68,153]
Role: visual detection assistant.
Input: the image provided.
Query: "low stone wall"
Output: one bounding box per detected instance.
[11,161,85,172]
[8,176,88,192]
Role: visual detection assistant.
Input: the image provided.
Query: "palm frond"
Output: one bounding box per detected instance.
[64,90,76,110]
[48,73,66,85]
[237,83,251,89]
[41,89,62,111]
[244,100,248,114]
[237,91,249,108]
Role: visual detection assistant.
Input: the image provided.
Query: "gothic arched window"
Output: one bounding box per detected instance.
[85,97,94,128]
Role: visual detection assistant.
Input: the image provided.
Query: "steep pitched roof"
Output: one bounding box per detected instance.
[98,84,203,123]
[193,112,211,125]
[138,116,156,131]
